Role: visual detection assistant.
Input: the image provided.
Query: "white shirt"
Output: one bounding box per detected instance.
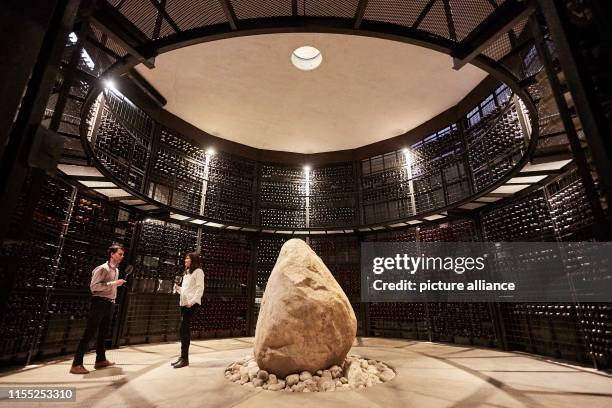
[90,261,119,301]
[177,268,205,306]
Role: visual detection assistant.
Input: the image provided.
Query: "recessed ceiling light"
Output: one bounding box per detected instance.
[521,159,572,172]
[103,79,116,91]
[79,180,117,188]
[424,214,446,221]
[459,202,487,210]
[93,188,130,198]
[490,184,530,194]
[291,46,322,71]
[475,196,503,203]
[508,175,548,184]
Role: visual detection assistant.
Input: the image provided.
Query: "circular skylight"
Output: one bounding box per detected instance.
[291,46,322,71]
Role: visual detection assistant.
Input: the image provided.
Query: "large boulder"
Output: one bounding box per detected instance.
[254,239,357,378]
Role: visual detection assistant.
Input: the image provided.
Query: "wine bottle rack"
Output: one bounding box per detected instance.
[579,304,612,367]
[0,292,47,362]
[499,303,590,363]
[309,236,360,301]
[368,303,430,340]
[482,190,556,241]
[200,231,251,298]
[88,81,534,228]
[254,236,287,324]
[91,90,152,192]
[546,169,594,240]
[419,220,476,242]
[36,293,93,356]
[192,298,248,338]
[429,302,496,346]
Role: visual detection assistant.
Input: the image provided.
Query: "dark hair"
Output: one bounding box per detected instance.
[185,252,201,274]
[107,243,125,260]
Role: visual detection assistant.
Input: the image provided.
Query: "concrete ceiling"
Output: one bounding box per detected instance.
[135,33,488,153]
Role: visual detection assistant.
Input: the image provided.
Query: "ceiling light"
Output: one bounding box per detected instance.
[79,180,117,188]
[521,159,572,172]
[120,199,147,205]
[475,196,502,203]
[93,188,130,198]
[459,202,487,210]
[206,148,215,155]
[507,175,547,184]
[303,165,311,172]
[490,184,530,194]
[424,214,446,221]
[135,204,159,211]
[58,164,104,178]
[291,46,322,71]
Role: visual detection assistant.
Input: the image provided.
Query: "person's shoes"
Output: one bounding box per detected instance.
[94,360,115,369]
[170,357,182,366]
[173,359,189,368]
[70,365,89,375]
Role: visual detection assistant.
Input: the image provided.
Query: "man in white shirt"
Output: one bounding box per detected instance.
[70,244,126,374]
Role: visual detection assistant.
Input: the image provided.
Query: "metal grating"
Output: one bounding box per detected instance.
[364,0,430,29]
[449,0,496,41]
[103,33,130,58]
[483,31,512,61]
[305,0,360,18]
[116,0,160,39]
[419,0,451,40]
[157,17,176,39]
[82,44,117,76]
[232,0,292,20]
[164,0,227,31]
[512,15,529,40]
[89,23,104,42]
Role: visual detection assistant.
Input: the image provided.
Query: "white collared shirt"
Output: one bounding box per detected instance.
[178,268,205,306]
[90,261,119,300]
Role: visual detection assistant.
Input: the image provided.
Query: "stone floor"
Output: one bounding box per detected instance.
[1,337,611,407]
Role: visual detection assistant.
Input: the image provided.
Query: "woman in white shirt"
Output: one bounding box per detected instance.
[171,252,204,368]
